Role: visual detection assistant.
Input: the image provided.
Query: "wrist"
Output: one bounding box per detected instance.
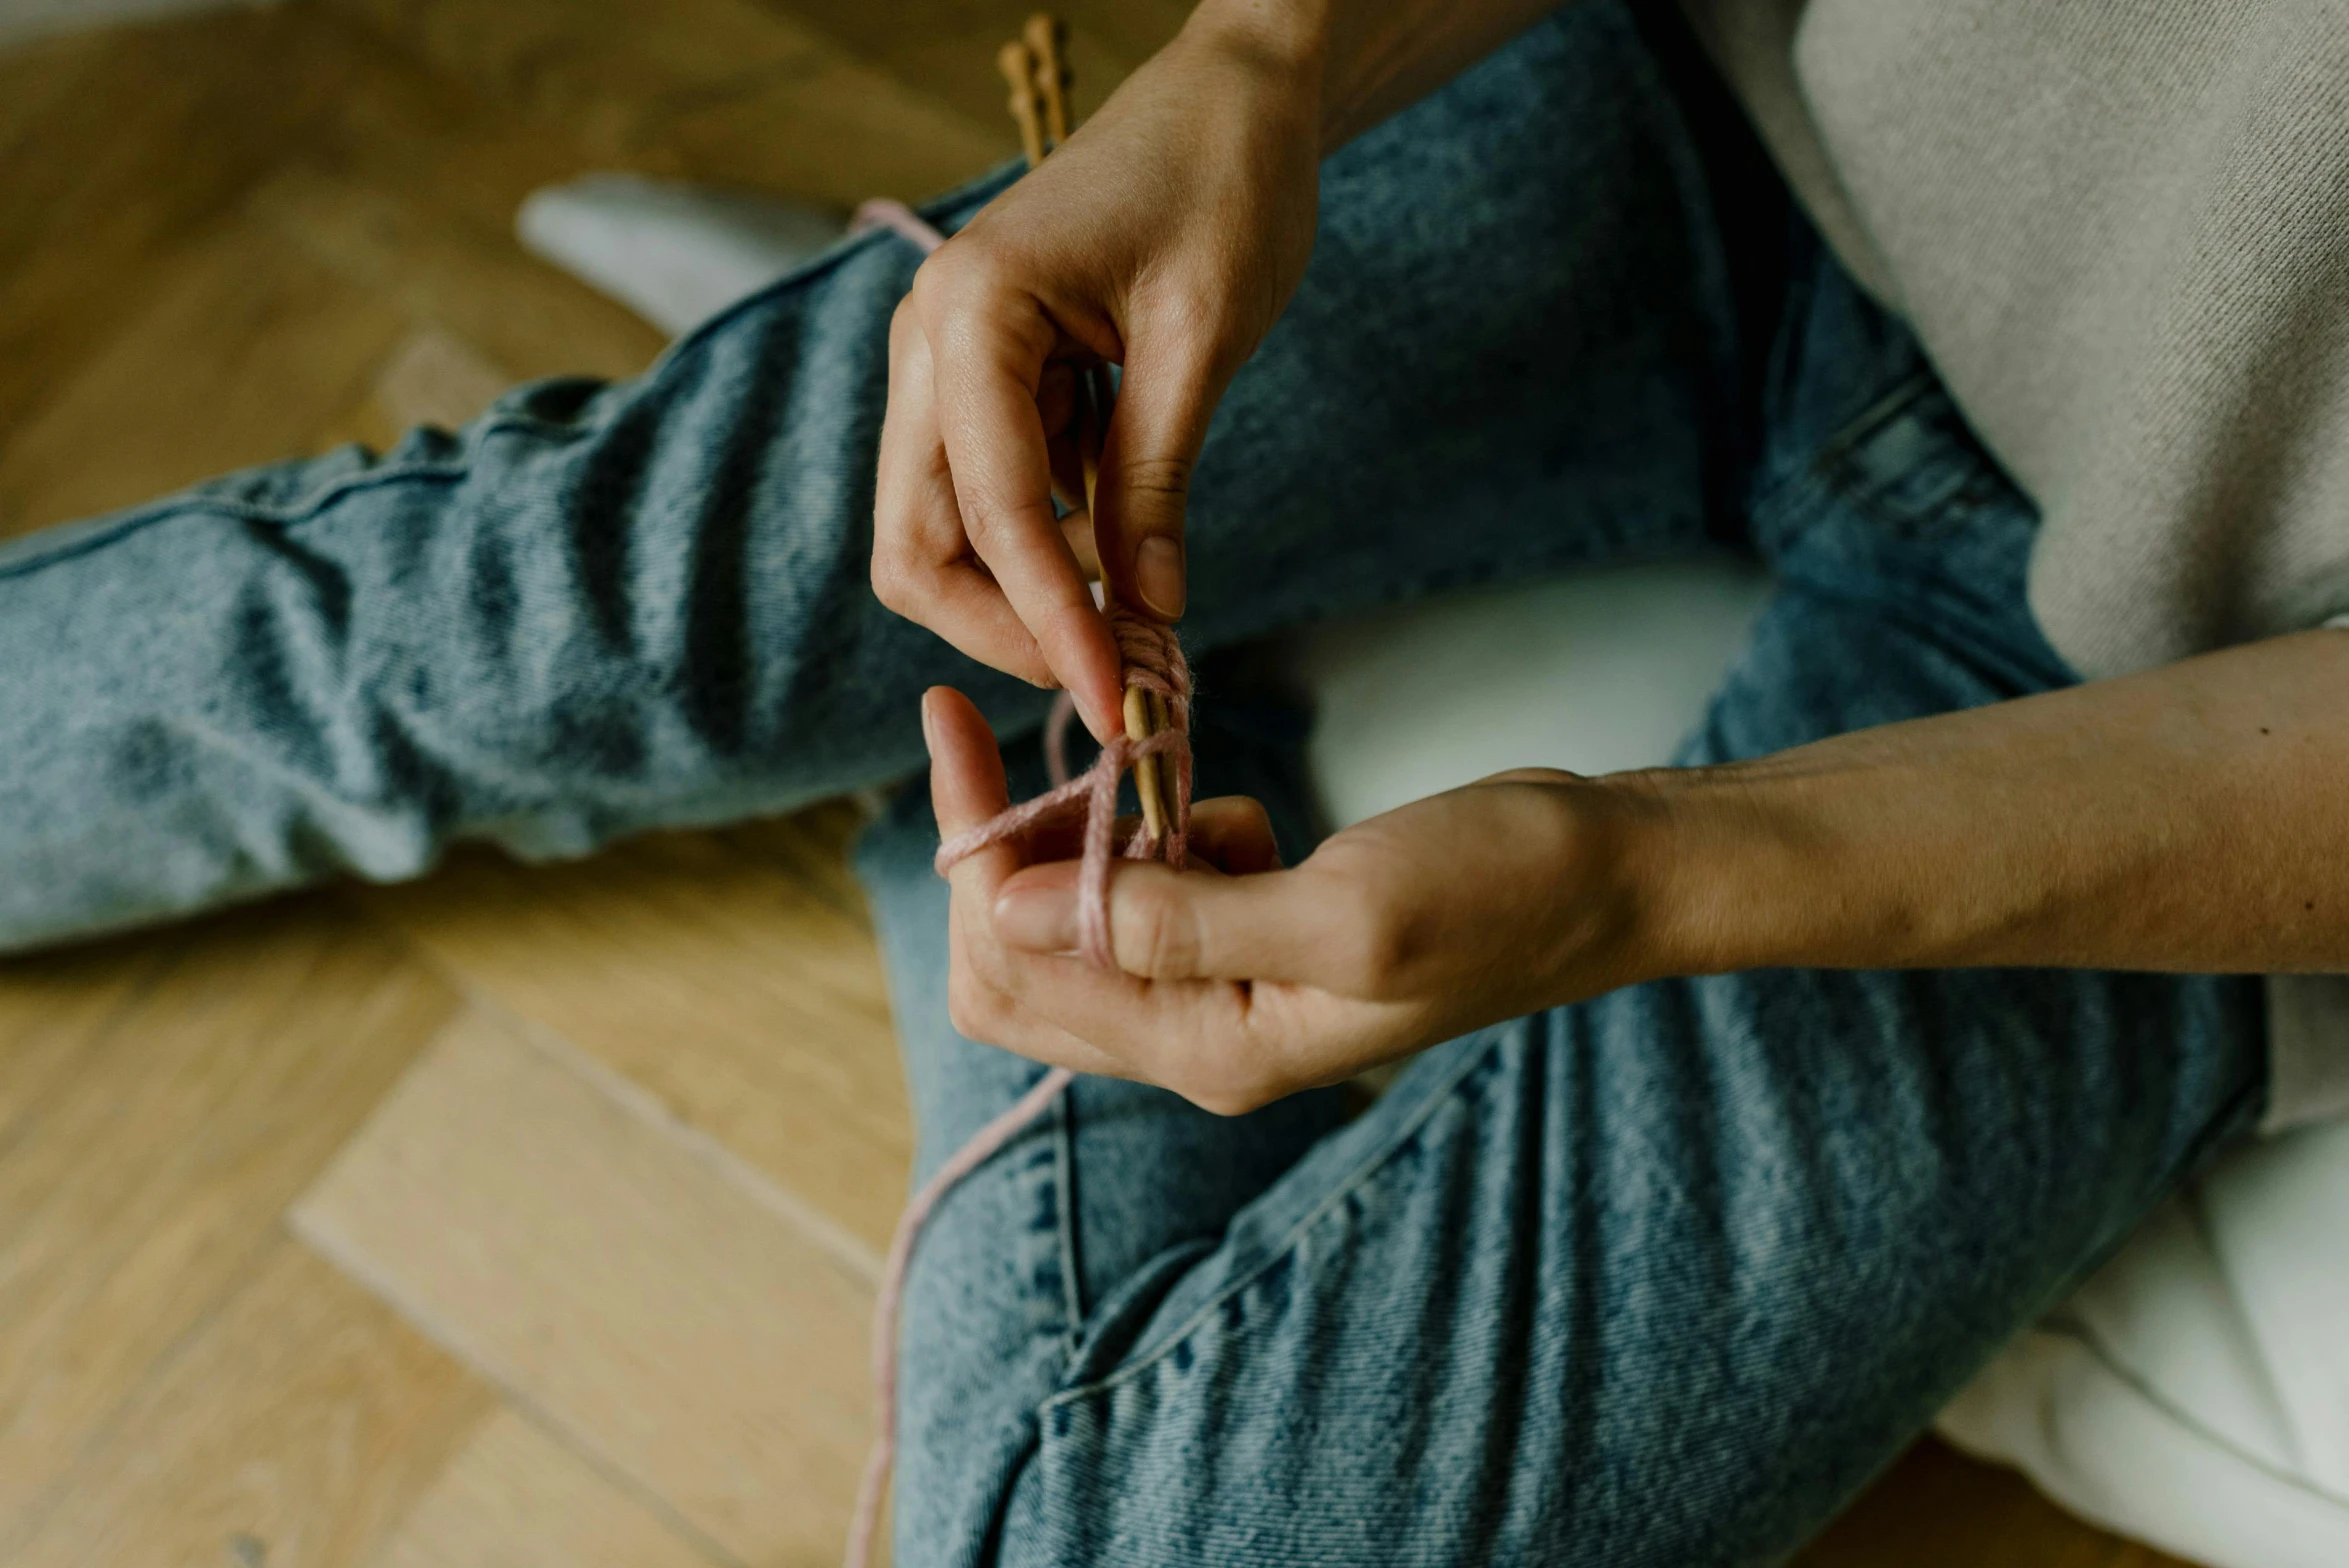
[1178,0,1356,153]
[1179,0,1332,86]
[1604,762,1845,982]
[1613,746,2014,980]
[1493,768,1738,1002]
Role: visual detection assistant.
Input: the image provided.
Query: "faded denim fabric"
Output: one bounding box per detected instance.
[0,4,2265,1564]
[0,3,1726,952]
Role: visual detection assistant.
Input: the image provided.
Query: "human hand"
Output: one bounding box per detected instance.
[923,686,1669,1113]
[873,11,1324,741]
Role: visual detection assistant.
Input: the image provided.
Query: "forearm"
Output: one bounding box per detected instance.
[1183,0,1571,153]
[1630,630,2349,977]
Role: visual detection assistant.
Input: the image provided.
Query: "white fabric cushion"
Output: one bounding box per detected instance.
[1937,1118,2349,1568]
[515,175,841,337]
[1285,560,2349,1568]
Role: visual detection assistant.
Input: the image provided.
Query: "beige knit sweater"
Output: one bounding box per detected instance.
[1682,0,2349,1126]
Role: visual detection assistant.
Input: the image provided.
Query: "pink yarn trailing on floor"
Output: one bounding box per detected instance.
[843,200,1199,1568]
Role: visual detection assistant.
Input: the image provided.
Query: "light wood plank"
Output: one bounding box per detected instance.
[0,220,411,534]
[253,6,633,241]
[365,325,514,432]
[352,805,914,1252]
[0,9,367,449]
[376,1407,720,1568]
[320,0,1014,207]
[291,1003,880,1565]
[246,166,668,393]
[3,1238,493,1568]
[0,933,175,1161]
[0,5,660,542]
[318,324,516,458]
[0,899,462,1540]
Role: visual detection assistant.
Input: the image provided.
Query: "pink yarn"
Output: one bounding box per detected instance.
[849,197,952,255]
[933,610,1195,964]
[845,199,1199,1568]
[844,1062,1073,1568]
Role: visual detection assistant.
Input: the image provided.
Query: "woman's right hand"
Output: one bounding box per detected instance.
[871,4,1326,742]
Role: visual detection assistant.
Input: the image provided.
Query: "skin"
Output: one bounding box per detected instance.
[880,0,2349,1116]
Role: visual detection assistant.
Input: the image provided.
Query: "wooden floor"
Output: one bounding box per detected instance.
[0,3,2196,1564]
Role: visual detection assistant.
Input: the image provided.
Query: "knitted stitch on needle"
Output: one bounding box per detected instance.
[937,613,1195,960]
[843,198,1197,1568]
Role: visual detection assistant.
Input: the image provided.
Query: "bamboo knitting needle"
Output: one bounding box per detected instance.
[1075,366,1171,843]
[1025,13,1073,150]
[1003,14,1172,840]
[998,40,1047,167]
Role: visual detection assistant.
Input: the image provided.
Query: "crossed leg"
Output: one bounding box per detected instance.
[0,3,1738,955]
[850,266,2268,1566]
[0,2,2268,1559]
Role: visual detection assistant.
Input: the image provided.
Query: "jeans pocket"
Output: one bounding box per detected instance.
[1808,373,2025,540]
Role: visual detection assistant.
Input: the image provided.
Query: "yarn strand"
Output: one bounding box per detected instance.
[842,195,1198,1568]
[844,1060,1075,1568]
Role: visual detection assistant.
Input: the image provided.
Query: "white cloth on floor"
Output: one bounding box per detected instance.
[516,174,841,336]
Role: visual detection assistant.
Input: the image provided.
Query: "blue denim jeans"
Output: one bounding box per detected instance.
[0,5,2264,1563]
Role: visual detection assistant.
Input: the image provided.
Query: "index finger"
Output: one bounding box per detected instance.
[918,271,1125,740]
[926,685,1021,891]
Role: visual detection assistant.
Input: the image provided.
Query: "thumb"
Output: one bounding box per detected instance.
[1095,335,1227,623]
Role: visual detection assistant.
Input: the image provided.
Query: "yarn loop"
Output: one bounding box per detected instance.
[938,605,1195,963]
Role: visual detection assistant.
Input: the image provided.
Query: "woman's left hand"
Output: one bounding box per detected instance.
[932,627,2349,1112]
[923,686,1669,1113]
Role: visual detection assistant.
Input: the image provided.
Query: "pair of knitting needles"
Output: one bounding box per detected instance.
[998,16,1175,841]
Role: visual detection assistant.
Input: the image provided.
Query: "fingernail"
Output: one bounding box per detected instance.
[1135,535,1186,620]
[995,883,1078,952]
[919,691,941,757]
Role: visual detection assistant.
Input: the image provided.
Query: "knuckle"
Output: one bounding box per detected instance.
[945,973,1001,1043]
[1119,454,1194,501]
[912,245,1002,321]
[1141,285,1249,378]
[1188,1088,1252,1118]
[905,254,951,313]
[1123,882,1198,978]
[960,494,1045,553]
[868,547,920,614]
[959,497,1010,548]
[1168,1033,1281,1117]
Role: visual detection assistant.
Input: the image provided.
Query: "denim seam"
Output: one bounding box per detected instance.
[0,159,1047,587]
[1804,370,1941,472]
[0,188,997,587]
[1746,368,1939,525]
[1039,1028,1510,1408]
[0,415,599,581]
